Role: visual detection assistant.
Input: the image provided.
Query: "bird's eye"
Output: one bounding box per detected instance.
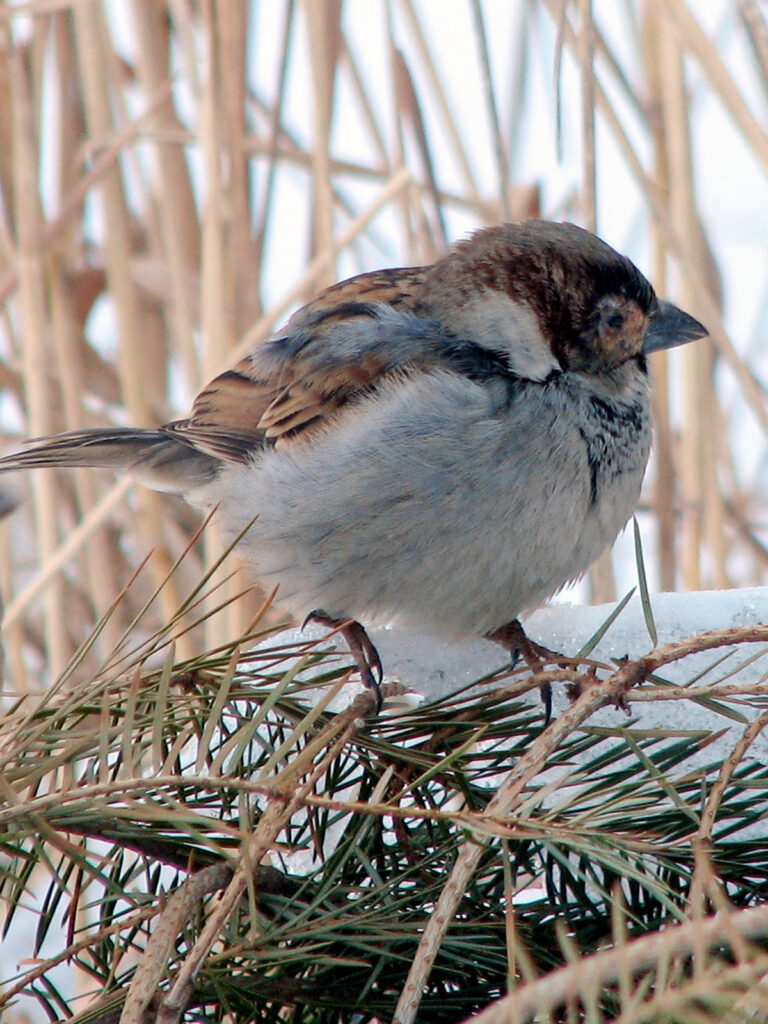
[606,310,625,329]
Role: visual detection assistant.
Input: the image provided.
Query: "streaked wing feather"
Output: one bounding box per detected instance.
[262,399,339,440]
[285,267,426,326]
[170,363,279,462]
[170,266,433,451]
[258,384,324,429]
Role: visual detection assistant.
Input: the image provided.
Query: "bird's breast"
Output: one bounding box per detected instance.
[210,367,653,636]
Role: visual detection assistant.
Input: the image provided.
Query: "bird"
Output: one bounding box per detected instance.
[0,220,706,711]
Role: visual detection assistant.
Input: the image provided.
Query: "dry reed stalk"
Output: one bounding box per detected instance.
[48,267,124,655]
[670,0,768,174]
[131,2,201,385]
[72,3,152,427]
[643,3,677,591]
[196,1,249,648]
[470,0,511,222]
[0,477,133,633]
[656,2,708,590]
[72,2,189,647]
[10,42,69,677]
[651,7,726,590]
[401,0,480,206]
[546,0,765,595]
[252,2,296,286]
[216,3,259,335]
[575,0,618,604]
[231,164,414,361]
[304,0,340,287]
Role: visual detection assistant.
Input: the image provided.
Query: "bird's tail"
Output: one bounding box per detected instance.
[0,427,221,495]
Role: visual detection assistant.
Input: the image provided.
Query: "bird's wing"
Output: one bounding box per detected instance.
[0,263,517,494]
[171,266,435,455]
[0,267,441,492]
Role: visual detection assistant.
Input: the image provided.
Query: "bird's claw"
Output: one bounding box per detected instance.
[486,618,570,725]
[304,609,383,711]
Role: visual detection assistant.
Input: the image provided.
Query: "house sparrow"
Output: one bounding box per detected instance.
[0,220,706,710]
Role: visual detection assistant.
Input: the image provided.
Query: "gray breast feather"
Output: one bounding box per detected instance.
[207,366,651,637]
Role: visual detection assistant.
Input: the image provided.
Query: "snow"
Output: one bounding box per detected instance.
[274,587,768,753]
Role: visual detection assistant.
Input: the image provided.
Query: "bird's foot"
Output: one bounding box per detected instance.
[303,610,383,712]
[486,618,573,724]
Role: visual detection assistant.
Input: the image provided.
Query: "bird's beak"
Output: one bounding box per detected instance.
[642,299,708,354]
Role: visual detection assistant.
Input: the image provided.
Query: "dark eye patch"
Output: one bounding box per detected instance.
[606,310,626,329]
